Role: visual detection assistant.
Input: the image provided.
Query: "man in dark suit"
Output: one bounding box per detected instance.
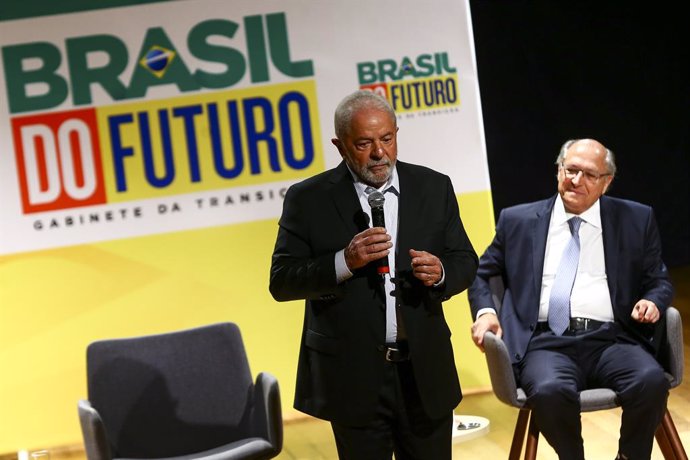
[469,138,674,460]
[270,90,478,459]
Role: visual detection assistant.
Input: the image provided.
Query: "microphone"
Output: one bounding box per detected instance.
[367,190,390,275]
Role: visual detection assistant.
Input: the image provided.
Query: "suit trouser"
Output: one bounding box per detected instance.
[517,323,669,460]
[331,359,453,460]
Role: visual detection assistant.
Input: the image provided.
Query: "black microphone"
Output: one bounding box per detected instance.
[367,190,390,275]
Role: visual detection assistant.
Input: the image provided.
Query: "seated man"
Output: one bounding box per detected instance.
[468,138,674,460]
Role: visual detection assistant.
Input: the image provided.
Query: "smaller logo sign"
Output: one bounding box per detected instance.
[357,51,460,114]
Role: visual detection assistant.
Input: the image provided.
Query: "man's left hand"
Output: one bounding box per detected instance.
[409,249,443,287]
[631,299,660,324]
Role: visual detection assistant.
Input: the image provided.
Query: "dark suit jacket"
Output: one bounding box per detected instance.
[270,160,478,425]
[468,195,674,364]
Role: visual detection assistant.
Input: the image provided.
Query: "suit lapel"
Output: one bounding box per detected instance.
[395,162,414,269]
[329,162,366,234]
[532,197,556,299]
[600,196,619,304]
[330,161,386,306]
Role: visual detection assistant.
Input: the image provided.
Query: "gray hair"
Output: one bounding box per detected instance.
[333,90,396,139]
[556,139,617,176]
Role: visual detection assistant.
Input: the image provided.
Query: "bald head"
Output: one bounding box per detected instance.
[556,138,616,214]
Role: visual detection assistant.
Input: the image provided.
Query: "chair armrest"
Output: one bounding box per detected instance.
[253,372,283,455]
[77,399,111,460]
[664,306,684,388]
[483,331,525,408]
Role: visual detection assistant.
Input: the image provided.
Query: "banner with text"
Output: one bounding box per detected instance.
[0,0,490,254]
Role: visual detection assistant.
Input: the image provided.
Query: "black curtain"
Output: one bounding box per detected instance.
[469,0,690,267]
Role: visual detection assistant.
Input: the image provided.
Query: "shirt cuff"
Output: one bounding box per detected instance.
[476,307,497,320]
[433,262,446,287]
[335,249,353,284]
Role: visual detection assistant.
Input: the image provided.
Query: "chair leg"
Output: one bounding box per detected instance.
[655,408,688,460]
[509,409,530,460]
[524,412,539,460]
[656,421,674,460]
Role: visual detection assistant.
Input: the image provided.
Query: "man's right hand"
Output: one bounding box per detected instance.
[471,313,503,352]
[344,227,392,271]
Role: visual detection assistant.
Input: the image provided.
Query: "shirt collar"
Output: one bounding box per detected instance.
[554,195,602,229]
[347,164,400,199]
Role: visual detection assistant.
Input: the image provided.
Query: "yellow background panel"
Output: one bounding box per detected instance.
[0,190,495,452]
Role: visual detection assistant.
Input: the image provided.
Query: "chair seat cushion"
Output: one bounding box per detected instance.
[116,437,275,460]
[579,388,618,412]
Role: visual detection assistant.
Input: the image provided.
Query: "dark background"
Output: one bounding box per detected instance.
[468,1,689,267]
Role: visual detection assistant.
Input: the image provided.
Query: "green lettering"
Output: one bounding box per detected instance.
[127,27,200,98]
[2,42,68,113]
[439,52,456,73]
[357,62,378,84]
[66,34,128,105]
[266,13,313,78]
[377,59,398,82]
[415,54,435,77]
[188,19,247,89]
[244,15,268,83]
[398,57,417,78]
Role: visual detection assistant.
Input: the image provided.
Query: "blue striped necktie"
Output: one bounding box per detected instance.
[548,216,583,335]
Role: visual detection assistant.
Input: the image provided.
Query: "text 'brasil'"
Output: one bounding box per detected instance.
[357,52,460,114]
[2,13,324,214]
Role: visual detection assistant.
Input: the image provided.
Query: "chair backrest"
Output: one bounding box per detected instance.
[86,323,255,458]
[664,306,684,388]
[483,331,524,407]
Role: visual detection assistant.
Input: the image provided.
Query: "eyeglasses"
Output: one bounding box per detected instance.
[560,163,611,182]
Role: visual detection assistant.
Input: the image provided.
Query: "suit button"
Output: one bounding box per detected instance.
[515,354,521,360]
[529,324,535,331]
[377,345,386,352]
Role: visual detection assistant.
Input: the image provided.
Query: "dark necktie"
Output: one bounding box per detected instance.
[548,216,583,335]
[364,185,405,340]
[364,185,398,196]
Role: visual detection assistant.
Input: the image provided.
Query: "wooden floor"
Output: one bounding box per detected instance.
[6,266,690,460]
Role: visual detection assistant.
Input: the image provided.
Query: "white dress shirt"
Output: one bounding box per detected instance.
[539,197,614,322]
[335,167,401,342]
[476,197,614,323]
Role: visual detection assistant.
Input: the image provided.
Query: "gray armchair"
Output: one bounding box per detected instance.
[78,322,282,460]
[482,277,686,460]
